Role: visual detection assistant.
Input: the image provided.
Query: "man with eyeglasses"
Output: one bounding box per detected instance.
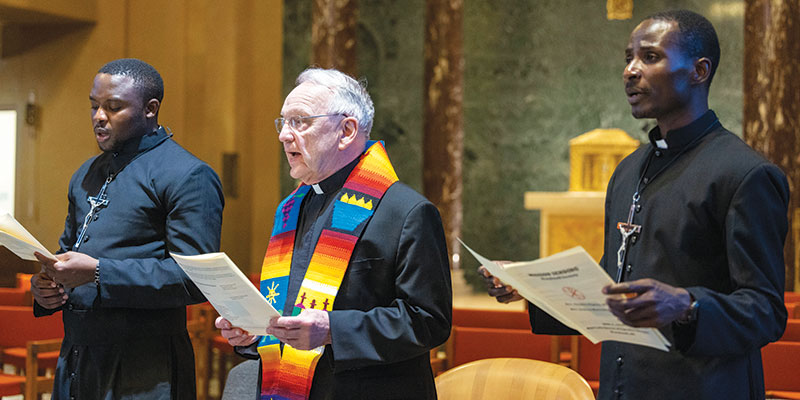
[216,67,452,400]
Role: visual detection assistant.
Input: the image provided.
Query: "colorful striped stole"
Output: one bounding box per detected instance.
[257,141,399,400]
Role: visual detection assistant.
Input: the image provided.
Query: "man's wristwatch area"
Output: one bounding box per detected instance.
[677,299,698,324]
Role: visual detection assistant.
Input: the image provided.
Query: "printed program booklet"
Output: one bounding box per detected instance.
[171,252,280,334]
[461,240,670,351]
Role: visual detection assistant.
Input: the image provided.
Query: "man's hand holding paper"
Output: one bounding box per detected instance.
[35,251,97,289]
[604,278,694,328]
[216,317,259,346]
[171,252,281,334]
[479,258,689,329]
[478,265,522,304]
[216,302,333,351]
[463,241,670,351]
[266,309,332,351]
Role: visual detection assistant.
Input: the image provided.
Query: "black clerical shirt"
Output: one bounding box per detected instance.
[282,157,361,315]
[640,110,719,186]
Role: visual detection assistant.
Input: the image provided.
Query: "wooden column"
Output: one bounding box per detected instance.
[423,0,464,269]
[744,0,800,290]
[311,0,357,76]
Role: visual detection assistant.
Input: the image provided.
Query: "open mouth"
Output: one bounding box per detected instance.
[95,129,110,142]
[626,90,644,104]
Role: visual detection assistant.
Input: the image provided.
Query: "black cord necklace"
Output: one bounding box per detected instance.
[73,128,172,251]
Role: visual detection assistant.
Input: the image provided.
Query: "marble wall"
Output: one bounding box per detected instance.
[281,0,744,290]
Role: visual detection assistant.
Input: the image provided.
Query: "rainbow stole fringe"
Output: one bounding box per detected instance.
[257,141,399,400]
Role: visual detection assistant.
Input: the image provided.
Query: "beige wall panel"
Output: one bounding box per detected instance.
[181,0,283,273]
[0,0,283,278]
[0,1,126,255]
[125,0,188,147]
[241,0,283,274]
[180,1,245,268]
[0,0,95,23]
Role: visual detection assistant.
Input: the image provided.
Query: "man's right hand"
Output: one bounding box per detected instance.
[215,317,258,347]
[477,265,523,303]
[30,272,67,309]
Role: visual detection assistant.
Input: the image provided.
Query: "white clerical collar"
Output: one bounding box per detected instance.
[312,184,323,194]
[655,139,668,149]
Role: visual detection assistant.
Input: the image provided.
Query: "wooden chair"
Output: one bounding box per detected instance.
[24,339,62,399]
[452,308,532,330]
[574,336,601,396]
[785,292,800,304]
[781,320,800,342]
[0,287,30,306]
[209,334,244,398]
[0,273,33,306]
[0,339,61,399]
[447,326,552,368]
[0,373,25,397]
[187,302,217,400]
[451,308,567,365]
[435,357,594,400]
[0,305,63,374]
[430,348,446,376]
[188,303,243,400]
[762,341,800,399]
[786,303,800,319]
[16,273,33,291]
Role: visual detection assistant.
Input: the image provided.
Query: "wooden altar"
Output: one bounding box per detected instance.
[525,128,639,260]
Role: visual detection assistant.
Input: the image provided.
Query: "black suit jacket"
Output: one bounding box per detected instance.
[530,112,789,400]
[36,128,222,399]
[243,181,452,400]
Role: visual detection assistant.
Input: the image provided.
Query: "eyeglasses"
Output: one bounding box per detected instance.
[274,114,344,134]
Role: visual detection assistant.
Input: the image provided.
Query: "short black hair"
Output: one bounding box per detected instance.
[646,9,720,87]
[98,58,164,103]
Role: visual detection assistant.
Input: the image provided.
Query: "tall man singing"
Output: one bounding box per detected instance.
[482,10,789,399]
[30,58,223,399]
[216,68,452,400]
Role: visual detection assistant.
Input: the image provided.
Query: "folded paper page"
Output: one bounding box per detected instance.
[460,239,669,351]
[171,252,280,334]
[0,213,56,261]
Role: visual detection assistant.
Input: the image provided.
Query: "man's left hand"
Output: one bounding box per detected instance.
[603,278,692,328]
[40,251,98,289]
[266,309,331,350]
[478,265,523,304]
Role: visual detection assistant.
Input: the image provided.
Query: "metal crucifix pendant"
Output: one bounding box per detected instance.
[74,175,112,251]
[615,193,642,282]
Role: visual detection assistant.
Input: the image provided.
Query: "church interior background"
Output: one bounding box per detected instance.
[280,0,747,296]
[1,0,799,397]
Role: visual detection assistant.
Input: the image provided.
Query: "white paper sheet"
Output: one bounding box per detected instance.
[460,239,670,351]
[0,212,56,261]
[171,252,280,334]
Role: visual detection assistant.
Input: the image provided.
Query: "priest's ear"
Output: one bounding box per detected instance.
[338,116,360,151]
[691,57,712,87]
[144,98,161,120]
